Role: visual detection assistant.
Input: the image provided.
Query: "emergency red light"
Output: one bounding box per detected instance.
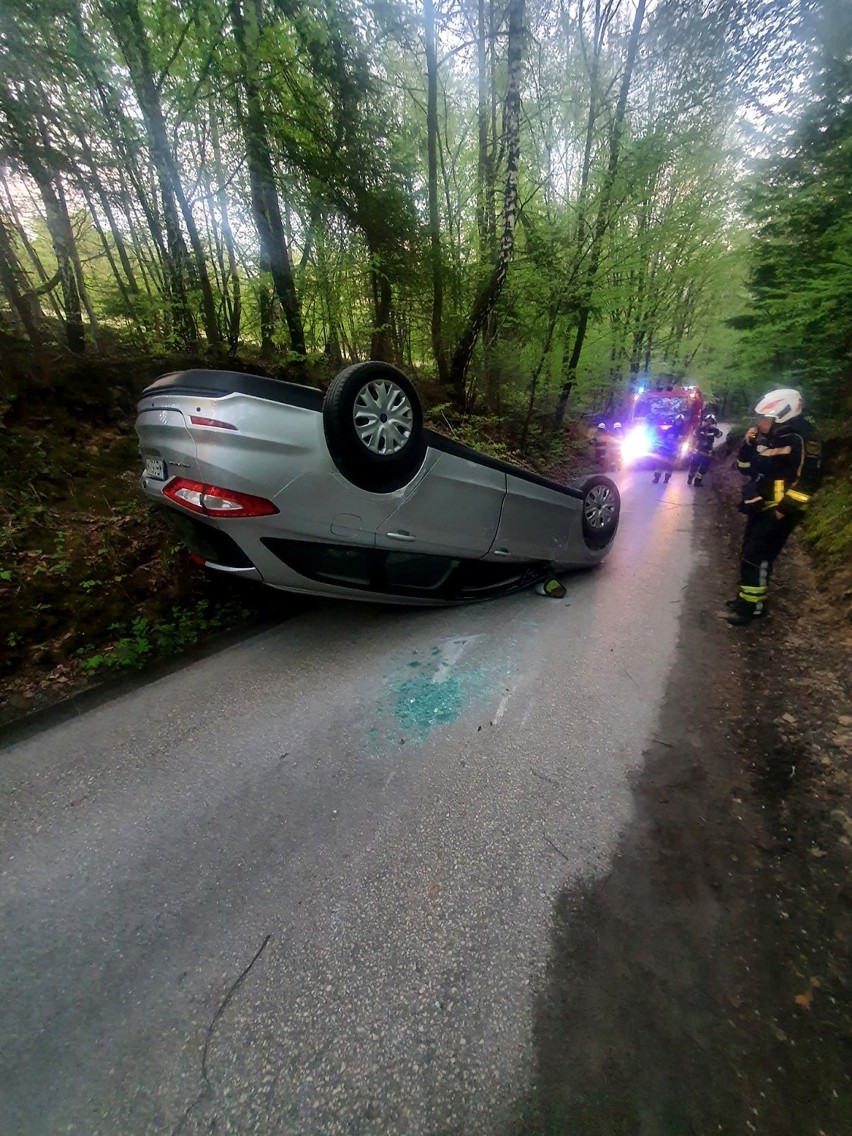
[190,416,237,429]
[163,478,278,518]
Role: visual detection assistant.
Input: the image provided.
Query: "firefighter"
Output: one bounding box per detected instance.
[611,421,624,470]
[687,413,723,486]
[651,414,685,484]
[592,422,610,471]
[726,388,822,626]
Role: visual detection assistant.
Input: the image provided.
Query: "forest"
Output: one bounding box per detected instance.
[0,0,850,706]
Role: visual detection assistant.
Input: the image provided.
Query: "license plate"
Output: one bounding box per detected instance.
[145,457,166,480]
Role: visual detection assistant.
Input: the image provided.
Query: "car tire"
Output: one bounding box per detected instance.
[323,362,427,492]
[578,475,620,551]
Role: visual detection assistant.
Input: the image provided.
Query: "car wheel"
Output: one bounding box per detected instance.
[323,361,427,491]
[579,475,620,551]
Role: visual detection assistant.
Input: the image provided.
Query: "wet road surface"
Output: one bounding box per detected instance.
[1,465,705,1134]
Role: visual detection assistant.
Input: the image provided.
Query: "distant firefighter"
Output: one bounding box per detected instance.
[651,414,686,484]
[686,414,723,486]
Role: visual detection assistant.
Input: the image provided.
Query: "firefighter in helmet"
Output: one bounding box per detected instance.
[610,421,624,470]
[687,413,723,486]
[727,388,822,625]
[651,414,686,484]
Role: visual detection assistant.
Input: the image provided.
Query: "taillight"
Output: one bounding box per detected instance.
[162,478,278,519]
[189,416,237,430]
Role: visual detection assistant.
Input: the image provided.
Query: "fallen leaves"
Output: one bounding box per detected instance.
[794,977,822,1010]
[830,809,852,838]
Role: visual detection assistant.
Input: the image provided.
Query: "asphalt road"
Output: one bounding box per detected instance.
[1,462,706,1135]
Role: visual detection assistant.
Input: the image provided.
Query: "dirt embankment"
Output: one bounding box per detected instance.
[511,455,852,1136]
[0,351,306,723]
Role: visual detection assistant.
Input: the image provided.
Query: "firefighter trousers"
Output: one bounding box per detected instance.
[652,451,677,480]
[687,453,710,482]
[738,510,799,612]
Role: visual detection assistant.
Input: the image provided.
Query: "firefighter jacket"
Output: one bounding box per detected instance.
[736,416,823,518]
[694,425,722,454]
[654,420,684,457]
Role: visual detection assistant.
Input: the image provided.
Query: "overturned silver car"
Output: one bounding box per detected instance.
[135,362,620,604]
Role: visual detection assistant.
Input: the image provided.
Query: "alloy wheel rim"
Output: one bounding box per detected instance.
[584,484,616,529]
[353,379,413,454]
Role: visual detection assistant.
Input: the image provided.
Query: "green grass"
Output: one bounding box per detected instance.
[801,471,852,570]
[77,598,252,674]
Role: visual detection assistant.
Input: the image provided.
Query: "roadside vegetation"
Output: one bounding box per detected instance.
[801,427,852,575]
[0,0,849,720]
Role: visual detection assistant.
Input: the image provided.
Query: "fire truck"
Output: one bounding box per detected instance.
[621,382,705,466]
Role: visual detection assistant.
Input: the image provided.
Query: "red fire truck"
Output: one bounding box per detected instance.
[621,383,704,466]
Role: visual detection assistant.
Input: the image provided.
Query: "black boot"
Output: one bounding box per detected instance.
[727,606,755,625]
[687,475,694,485]
[725,597,765,614]
[664,473,671,483]
[652,473,660,483]
[694,478,704,487]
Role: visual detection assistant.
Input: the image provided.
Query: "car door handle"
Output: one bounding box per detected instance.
[492,548,511,557]
[385,530,416,542]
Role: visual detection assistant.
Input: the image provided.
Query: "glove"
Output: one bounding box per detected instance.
[738,480,765,516]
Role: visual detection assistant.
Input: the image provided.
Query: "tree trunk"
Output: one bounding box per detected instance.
[0,77,86,351]
[316,226,343,366]
[449,0,524,401]
[82,153,143,303]
[258,267,275,357]
[520,299,564,453]
[209,104,241,354]
[0,214,45,348]
[53,168,102,348]
[104,0,220,347]
[32,170,85,353]
[0,170,64,325]
[424,0,449,384]
[31,109,100,347]
[232,0,306,358]
[56,97,146,332]
[369,259,394,361]
[438,93,462,307]
[554,0,647,427]
[97,83,170,290]
[475,0,492,260]
[76,173,140,330]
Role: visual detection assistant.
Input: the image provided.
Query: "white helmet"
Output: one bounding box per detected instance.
[754,388,803,424]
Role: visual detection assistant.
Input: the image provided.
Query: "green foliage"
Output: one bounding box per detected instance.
[425,403,516,461]
[78,598,248,673]
[739,18,852,415]
[0,0,825,423]
[801,473,852,571]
